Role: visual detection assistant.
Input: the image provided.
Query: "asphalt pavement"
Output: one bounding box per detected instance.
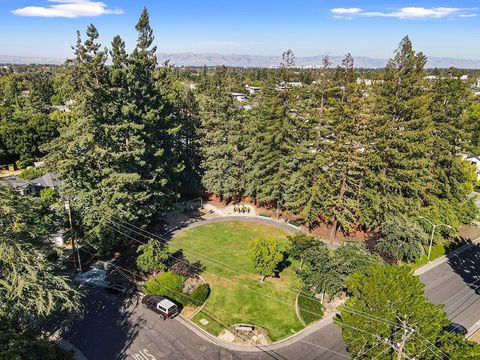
[64,287,348,360]
[420,244,480,333]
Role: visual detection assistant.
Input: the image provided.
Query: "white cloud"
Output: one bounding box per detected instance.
[12,0,123,18]
[331,8,362,15]
[331,7,477,20]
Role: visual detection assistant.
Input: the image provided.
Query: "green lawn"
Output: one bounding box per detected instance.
[414,244,448,267]
[169,221,306,341]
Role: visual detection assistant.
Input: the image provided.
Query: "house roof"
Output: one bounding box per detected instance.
[32,172,60,188]
[0,175,32,189]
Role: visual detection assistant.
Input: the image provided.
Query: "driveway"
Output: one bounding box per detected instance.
[420,244,480,334]
[64,287,348,360]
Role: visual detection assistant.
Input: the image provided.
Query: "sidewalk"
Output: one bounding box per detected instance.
[176,313,335,352]
[50,331,87,360]
[414,236,480,276]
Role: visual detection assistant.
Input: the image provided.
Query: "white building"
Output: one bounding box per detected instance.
[245,85,262,95]
[230,92,249,102]
[464,154,480,180]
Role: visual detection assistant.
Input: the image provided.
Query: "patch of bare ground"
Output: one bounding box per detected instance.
[218,326,271,345]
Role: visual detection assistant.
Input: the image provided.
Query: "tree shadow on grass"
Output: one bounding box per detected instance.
[274,251,292,277]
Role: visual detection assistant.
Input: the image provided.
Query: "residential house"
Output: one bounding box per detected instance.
[0,175,36,196]
[464,154,480,180]
[245,85,262,95]
[230,92,249,102]
[32,172,60,192]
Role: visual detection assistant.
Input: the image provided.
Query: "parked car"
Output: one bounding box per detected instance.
[105,283,135,296]
[141,295,179,319]
[444,323,468,336]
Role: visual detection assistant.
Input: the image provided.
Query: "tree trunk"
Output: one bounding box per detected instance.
[329,220,338,241]
[320,292,325,304]
[330,168,348,241]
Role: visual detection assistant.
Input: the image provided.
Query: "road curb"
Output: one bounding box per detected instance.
[176,313,335,352]
[414,238,480,276]
[58,338,88,360]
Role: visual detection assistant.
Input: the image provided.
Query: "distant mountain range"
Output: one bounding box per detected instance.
[2,53,480,69]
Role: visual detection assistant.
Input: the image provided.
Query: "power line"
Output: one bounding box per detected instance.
[104,222,330,323]
[108,262,350,359]
[105,216,445,359]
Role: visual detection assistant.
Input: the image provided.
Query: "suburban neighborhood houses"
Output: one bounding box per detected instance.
[3,2,480,360]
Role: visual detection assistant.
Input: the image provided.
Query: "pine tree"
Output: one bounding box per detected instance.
[297,54,367,237]
[361,37,433,228]
[45,11,181,252]
[175,88,202,195]
[245,68,308,216]
[199,67,244,200]
[429,68,473,201]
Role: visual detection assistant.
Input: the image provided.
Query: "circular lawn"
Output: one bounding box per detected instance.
[168,221,306,342]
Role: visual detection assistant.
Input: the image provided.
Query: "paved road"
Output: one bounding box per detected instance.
[64,287,348,360]
[420,244,480,332]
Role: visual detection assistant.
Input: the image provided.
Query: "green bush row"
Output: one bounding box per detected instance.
[143,272,210,307]
[297,290,324,325]
[189,283,210,306]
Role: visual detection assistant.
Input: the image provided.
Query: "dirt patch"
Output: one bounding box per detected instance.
[218,326,271,345]
[323,294,347,316]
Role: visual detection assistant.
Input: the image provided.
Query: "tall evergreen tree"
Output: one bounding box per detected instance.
[429,68,472,200]
[361,37,433,228]
[45,10,181,252]
[199,67,244,200]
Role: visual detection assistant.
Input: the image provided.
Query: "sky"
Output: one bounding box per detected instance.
[0,0,480,60]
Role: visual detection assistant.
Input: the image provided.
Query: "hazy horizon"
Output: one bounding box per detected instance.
[0,1,479,61]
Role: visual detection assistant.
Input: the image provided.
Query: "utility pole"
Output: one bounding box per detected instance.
[65,199,82,272]
[385,318,415,360]
[418,216,452,261]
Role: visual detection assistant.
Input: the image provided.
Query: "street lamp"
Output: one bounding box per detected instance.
[418,216,452,262]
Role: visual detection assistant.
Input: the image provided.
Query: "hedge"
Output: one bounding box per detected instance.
[289,220,301,227]
[297,290,324,325]
[144,272,189,305]
[189,283,210,306]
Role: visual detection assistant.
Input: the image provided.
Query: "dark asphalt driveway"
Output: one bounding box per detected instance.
[420,244,480,332]
[64,287,348,360]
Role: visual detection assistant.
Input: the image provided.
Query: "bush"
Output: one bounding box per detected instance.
[168,250,204,278]
[259,213,271,218]
[136,239,168,274]
[15,159,31,170]
[297,290,324,325]
[18,167,45,180]
[189,283,210,306]
[143,272,188,305]
[375,216,429,263]
[289,220,301,227]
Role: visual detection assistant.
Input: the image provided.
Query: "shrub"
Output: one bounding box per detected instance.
[168,250,204,278]
[259,213,271,218]
[136,239,168,274]
[288,220,301,227]
[375,216,429,263]
[143,272,188,305]
[18,167,45,180]
[189,283,210,306]
[15,159,31,170]
[297,290,324,325]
